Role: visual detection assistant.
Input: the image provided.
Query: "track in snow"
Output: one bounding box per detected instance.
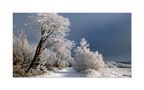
[37,68,83,78]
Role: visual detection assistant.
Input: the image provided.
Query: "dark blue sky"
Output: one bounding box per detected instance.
[13,13,131,62]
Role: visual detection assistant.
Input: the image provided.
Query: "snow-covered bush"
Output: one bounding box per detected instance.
[51,39,75,69]
[73,38,105,72]
[13,33,34,66]
[41,37,75,70]
[13,32,35,77]
[57,60,69,69]
[40,39,75,71]
[43,47,74,70]
[13,31,50,77]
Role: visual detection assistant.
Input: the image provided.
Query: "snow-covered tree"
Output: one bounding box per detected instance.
[73,38,105,72]
[26,13,71,73]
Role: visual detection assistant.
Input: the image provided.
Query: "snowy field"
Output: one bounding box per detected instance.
[36,61,131,78]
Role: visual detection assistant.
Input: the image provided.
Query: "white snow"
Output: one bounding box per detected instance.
[36,68,83,78]
[97,68,131,77]
[36,67,131,78]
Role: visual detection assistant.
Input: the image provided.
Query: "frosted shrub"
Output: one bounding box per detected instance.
[13,31,49,77]
[57,60,69,69]
[13,32,35,77]
[73,38,105,72]
[51,39,75,69]
[42,39,75,70]
[42,46,73,71]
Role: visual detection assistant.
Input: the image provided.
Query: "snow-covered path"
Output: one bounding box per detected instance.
[36,67,131,78]
[37,68,83,78]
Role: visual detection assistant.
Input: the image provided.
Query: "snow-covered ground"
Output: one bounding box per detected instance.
[36,68,83,78]
[36,68,131,78]
[36,61,131,78]
[91,68,131,77]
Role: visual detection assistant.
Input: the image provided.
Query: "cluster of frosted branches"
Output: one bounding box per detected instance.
[73,38,105,71]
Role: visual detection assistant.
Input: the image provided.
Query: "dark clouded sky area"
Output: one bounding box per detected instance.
[13,13,131,62]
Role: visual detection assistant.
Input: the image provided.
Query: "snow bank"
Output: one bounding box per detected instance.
[105,61,131,68]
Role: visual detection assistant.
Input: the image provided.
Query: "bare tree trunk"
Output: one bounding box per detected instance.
[25,39,42,73]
